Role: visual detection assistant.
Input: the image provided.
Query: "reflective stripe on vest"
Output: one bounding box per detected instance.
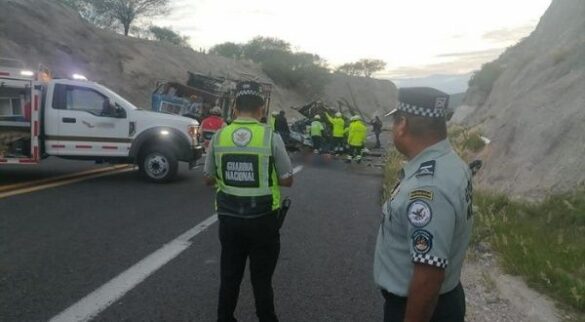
[213,120,280,207]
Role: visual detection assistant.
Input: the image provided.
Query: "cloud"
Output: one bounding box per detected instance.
[482,24,536,44]
[437,48,504,59]
[381,48,505,78]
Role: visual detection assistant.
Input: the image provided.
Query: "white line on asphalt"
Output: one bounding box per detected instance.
[49,164,304,322]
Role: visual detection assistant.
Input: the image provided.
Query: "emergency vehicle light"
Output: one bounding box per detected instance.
[20,70,34,76]
[72,73,88,81]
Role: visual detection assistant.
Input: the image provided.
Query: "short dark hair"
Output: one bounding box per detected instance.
[236,96,264,112]
[393,111,447,139]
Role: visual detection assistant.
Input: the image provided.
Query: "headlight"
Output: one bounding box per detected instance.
[187,124,197,138]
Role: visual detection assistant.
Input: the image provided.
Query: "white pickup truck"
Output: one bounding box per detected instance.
[0,60,203,182]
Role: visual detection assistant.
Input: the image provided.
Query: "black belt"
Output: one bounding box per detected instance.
[381,289,407,302]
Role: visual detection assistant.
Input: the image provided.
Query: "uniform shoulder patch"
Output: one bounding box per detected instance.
[411,229,433,254]
[407,200,432,227]
[416,160,435,177]
[409,189,433,201]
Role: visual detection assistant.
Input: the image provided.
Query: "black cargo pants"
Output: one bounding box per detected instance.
[382,283,466,322]
[217,213,280,322]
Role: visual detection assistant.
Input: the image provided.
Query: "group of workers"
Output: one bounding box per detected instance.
[309,112,369,163]
[204,80,472,322]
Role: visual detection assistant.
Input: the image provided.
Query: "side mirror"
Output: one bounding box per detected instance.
[114,105,126,118]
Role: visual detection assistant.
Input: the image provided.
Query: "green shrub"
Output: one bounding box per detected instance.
[469,62,504,94]
[463,132,486,153]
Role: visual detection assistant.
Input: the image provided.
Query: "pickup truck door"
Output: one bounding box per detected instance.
[51,83,131,157]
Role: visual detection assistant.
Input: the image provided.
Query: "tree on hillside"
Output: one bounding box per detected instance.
[59,0,170,36]
[97,0,171,36]
[57,0,116,29]
[209,42,244,59]
[149,26,190,47]
[336,62,363,76]
[336,59,386,77]
[358,59,386,77]
[242,37,291,62]
[208,36,331,96]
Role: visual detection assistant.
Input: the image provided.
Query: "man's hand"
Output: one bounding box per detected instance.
[279,176,293,187]
[404,263,445,322]
[204,176,216,186]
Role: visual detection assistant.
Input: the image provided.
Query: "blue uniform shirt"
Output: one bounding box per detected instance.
[374,139,473,296]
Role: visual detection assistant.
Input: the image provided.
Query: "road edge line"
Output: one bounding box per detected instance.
[0,167,135,199]
[49,214,219,322]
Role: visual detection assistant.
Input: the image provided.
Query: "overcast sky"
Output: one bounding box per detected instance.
[153,0,552,78]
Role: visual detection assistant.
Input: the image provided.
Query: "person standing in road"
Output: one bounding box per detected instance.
[370,115,383,149]
[310,115,325,153]
[274,111,290,145]
[200,106,226,149]
[204,81,294,322]
[345,115,367,163]
[374,87,472,322]
[325,111,346,154]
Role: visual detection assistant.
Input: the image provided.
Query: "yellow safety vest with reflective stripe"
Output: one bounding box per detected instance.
[326,113,345,138]
[270,115,276,130]
[213,119,281,212]
[347,120,368,147]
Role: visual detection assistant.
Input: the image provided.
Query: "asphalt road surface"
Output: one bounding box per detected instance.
[0,156,384,321]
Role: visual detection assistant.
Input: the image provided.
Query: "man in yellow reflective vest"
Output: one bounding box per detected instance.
[325,111,346,154]
[270,110,278,130]
[310,115,325,153]
[345,115,368,163]
[204,81,294,322]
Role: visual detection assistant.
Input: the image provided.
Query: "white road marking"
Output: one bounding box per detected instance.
[50,164,304,322]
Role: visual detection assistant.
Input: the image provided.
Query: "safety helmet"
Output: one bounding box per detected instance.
[351,115,361,121]
[335,112,342,117]
[271,111,279,116]
[314,115,321,120]
[210,106,222,115]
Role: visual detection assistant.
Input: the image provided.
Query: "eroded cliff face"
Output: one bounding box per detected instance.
[455,0,585,198]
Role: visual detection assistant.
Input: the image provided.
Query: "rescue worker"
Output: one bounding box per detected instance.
[270,111,278,130]
[345,115,367,163]
[204,81,294,322]
[310,115,325,153]
[200,106,226,149]
[325,111,345,153]
[374,87,472,322]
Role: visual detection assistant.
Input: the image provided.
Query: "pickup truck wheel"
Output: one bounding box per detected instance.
[138,146,178,183]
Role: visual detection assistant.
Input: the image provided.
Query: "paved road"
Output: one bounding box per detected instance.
[0,156,384,321]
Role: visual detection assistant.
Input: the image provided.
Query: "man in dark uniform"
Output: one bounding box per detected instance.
[374,87,473,322]
[204,81,294,322]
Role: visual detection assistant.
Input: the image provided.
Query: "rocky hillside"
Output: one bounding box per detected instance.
[0,0,396,118]
[455,0,585,198]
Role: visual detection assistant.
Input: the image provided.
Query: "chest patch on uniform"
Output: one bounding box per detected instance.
[412,229,433,254]
[222,154,259,187]
[407,200,432,227]
[232,128,253,147]
[416,160,436,177]
[409,189,433,201]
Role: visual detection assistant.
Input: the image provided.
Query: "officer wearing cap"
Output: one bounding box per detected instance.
[373,87,473,322]
[204,81,294,322]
